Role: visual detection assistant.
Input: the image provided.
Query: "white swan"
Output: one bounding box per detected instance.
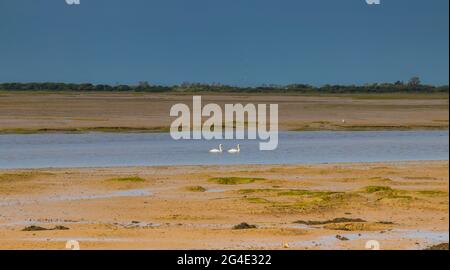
[228,144,240,154]
[209,144,223,153]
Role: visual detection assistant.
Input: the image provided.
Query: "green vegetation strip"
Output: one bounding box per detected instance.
[209,177,266,185]
[106,176,146,182]
[0,127,170,134]
[1,79,448,94]
[239,186,448,211]
[186,186,207,192]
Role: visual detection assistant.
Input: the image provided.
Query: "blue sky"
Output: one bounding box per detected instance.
[0,0,448,86]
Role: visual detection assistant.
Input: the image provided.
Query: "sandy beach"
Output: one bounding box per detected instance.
[0,92,448,133]
[0,161,448,250]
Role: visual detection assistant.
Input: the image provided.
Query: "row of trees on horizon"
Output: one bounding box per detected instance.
[0,77,448,93]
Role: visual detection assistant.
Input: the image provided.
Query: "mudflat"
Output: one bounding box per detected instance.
[0,161,448,250]
[0,92,448,133]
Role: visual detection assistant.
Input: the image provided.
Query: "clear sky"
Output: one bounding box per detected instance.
[0,0,448,86]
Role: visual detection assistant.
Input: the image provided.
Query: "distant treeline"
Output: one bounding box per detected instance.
[0,77,448,93]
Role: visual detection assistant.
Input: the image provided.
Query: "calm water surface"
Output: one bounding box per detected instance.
[0,131,448,169]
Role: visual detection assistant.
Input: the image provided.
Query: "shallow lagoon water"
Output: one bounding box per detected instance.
[0,131,448,169]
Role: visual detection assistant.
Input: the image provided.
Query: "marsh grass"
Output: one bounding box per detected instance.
[0,172,54,182]
[404,176,437,180]
[106,176,146,183]
[239,188,279,194]
[362,186,413,200]
[185,186,207,192]
[277,189,337,197]
[291,124,448,132]
[364,186,393,193]
[416,190,448,196]
[294,217,366,226]
[209,177,265,185]
[240,185,444,212]
[324,222,389,232]
[239,188,356,212]
[368,177,393,183]
[239,188,338,198]
[361,186,447,201]
[245,197,271,204]
[0,126,170,134]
